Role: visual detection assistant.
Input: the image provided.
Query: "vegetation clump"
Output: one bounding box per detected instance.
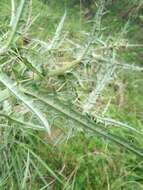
[0,0,143,189]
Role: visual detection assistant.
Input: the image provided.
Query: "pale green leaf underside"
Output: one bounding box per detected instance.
[0,72,51,135]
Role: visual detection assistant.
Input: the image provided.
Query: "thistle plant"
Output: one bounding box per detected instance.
[0,0,143,188]
[0,0,143,153]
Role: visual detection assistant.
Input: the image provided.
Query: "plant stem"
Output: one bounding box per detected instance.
[24,90,143,158]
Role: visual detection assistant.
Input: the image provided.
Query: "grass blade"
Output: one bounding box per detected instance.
[18,143,63,184]
[21,150,30,189]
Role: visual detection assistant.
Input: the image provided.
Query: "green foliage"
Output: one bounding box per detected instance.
[0,0,143,189]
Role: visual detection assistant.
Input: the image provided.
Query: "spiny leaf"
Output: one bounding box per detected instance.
[25,90,143,157]
[7,0,26,47]
[48,11,66,50]
[0,72,51,135]
[0,112,44,130]
[0,0,26,55]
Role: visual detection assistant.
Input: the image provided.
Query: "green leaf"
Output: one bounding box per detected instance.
[0,112,44,130]
[25,90,143,157]
[0,72,51,135]
[0,0,26,54]
[48,11,66,50]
